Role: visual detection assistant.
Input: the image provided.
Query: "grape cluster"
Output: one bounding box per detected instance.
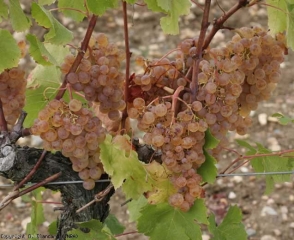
[194,27,286,155]
[130,53,187,103]
[31,99,106,190]
[0,68,26,125]
[129,27,286,211]
[62,33,126,121]
[129,98,208,211]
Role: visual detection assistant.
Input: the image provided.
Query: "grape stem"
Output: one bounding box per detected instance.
[55,15,98,100]
[122,1,131,130]
[0,98,8,132]
[202,0,249,49]
[115,231,138,238]
[0,172,61,211]
[190,0,204,11]
[190,0,211,102]
[171,86,185,123]
[220,149,294,174]
[76,183,113,213]
[49,7,87,15]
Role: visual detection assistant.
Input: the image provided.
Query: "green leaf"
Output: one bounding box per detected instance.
[266,0,294,49]
[8,0,31,31]
[26,34,57,65]
[137,202,205,240]
[99,135,153,199]
[24,43,69,127]
[144,0,166,12]
[271,112,294,125]
[285,0,294,49]
[127,195,148,222]
[204,129,220,149]
[26,188,45,238]
[0,0,8,23]
[157,0,191,34]
[48,221,57,235]
[67,219,115,240]
[32,3,73,45]
[24,65,61,126]
[104,214,125,235]
[58,0,86,22]
[235,139,257,154]
[0,29,21,73]
[251,145,294,194]
[197,149,217,183]
[266,0,287,33]
[86,0,119,16]
[208,206,247,240]
[38,0,56,5]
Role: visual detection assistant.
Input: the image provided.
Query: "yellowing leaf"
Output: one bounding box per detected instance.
[144,161,176,204]
[266,0,287,33]
[99,135,153,199]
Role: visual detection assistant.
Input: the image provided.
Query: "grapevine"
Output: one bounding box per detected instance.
[0,0,293,240]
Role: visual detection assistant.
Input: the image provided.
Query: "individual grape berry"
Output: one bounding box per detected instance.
[83,179,95,190]
[168,193,184,207]
[69,99,82,112]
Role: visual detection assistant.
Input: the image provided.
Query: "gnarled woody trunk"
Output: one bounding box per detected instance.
[0,130,114,240]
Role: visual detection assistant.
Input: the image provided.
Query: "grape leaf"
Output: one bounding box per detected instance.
[137,201,207,240]
[266,0,287,33]
[8,0,31,32]
[204,129,220,149]
[285,0,294,49]
[99,135,153,199]
[251,144,294,194]
[0,30,21,73]
[208,206,247,240]
[26,188,45,238]
[127,195,148,222]
[0,0,8,23]
[266,0,294,49]
[104,214,125,235]
[235,139,257,154]
[157,0,191,34]
[197,149,217,183]
[48,221,57,235]
[272,112,294,125]
[26,34,57,66]
[86,0,119,16]
[24,43,69,127]
[31,3,73,45]
[67,219,115,240]
[58,0,86,22]
[144,0,166,12]
[144,161,177,204]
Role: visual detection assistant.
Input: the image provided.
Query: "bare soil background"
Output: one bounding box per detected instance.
[1,1,294,240]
